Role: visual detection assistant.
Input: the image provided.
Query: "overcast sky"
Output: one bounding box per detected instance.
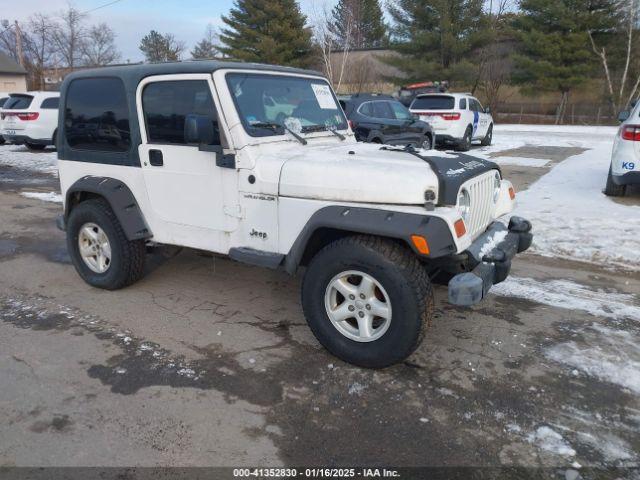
[4,0,340,63]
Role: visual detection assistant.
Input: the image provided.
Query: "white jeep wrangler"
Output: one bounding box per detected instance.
[56,61,532,368]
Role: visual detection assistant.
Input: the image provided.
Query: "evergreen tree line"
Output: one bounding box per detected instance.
[142,0,639,116]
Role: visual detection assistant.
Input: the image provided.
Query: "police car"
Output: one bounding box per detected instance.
[409,93,493,151]
[606,100,640,196]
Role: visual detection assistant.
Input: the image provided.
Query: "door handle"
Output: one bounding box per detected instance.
[149,149,163,167]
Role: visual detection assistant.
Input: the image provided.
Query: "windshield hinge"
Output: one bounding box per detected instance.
[224,204,244,219]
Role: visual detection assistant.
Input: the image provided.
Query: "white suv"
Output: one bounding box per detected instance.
[55,61,531,368]
[409,93,493,151]
[606,101,640,196]
[1,91,60,150]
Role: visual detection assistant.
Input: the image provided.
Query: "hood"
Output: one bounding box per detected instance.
[277,142,440,205]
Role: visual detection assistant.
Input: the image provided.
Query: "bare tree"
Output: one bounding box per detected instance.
[25,14,57,89]
[311,2,354,93]
[588,0,640,113]
[82,23,120,66]
[191,24,220,59]
[0,19,21,62]
[52,5,87,68]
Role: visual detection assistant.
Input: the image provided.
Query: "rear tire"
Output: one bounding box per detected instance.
[481,124,493,146]
[25,142,46,151]
[67,198,146,290]
[301,235,434,368]
[456,127,472,152]
[604,167,626,197]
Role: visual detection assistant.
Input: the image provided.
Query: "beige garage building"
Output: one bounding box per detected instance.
[0,51,27,93]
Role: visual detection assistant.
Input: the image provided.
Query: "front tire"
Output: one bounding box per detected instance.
[604,167,626,197]
[67,198,146,290]
[421,134,433,150]
[456,127,472,152]
[301,235,434,368]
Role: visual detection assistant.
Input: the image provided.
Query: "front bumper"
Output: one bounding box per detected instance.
[448,217,533,306]
[2,134,52,146]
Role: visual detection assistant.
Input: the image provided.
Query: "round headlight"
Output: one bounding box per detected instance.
[457,188,471,222]
[493,172,501,203]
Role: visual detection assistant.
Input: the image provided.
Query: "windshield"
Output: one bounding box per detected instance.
[5,95,34,110]
[411,95,455,111]
[226,73,348,138]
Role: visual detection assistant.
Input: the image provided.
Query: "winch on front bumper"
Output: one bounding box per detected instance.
[448,217,533,306]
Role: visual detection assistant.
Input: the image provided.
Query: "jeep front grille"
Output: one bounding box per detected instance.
[461,171,498,238]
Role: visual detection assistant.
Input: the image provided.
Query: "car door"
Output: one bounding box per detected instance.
[371,100,400,144]
[389,100,422,144]
[473,97,490,138]
[137,74,238,237]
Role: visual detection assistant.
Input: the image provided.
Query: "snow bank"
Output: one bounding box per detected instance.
[0,145,57,174]
[492,277,640,321]
[20,191,62,203]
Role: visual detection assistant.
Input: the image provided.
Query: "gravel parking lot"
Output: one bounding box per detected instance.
[0,127,639,476]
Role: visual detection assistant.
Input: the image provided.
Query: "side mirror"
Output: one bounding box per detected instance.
[184,114,215,145]
[618,110,631,122]
[484,106,491,114]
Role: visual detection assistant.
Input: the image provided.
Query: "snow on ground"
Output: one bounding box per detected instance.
[546,324,640,394]
[19,191,62,203]
[492,277,640,321]
[526,425,576,457]
[476,125,640,271]
[0,144,57,175]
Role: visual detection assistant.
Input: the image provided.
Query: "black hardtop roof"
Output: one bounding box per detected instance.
[62,60,324,89]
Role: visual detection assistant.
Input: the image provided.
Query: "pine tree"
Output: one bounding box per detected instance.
[139,30,185,63]
[512,0,597,122]
[385,0,488,82]
[329,0,387,49]
[219,0,314,68]
[191,24,219,60]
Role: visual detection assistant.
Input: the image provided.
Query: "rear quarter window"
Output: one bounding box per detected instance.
[40,97,60,109]
[5,95,33,110]
[64,77,131,152]
[411,96,455,110]
[0,97,8,108]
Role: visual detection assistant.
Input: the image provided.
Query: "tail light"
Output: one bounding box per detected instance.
[348,120,355,130]
[412,112,461,121]
[17,112,39,121]
[621,125,640,141]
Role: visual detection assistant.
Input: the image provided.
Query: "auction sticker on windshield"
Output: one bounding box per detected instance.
[311,83,336,109]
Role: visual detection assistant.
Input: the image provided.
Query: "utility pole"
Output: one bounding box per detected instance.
[14,20,24,68]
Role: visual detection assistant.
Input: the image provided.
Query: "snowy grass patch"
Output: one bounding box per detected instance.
[491,277,640,321]
[20,191,62,203]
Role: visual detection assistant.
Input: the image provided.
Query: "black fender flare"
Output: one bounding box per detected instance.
[64,176,152,241]
[284,206,456,274]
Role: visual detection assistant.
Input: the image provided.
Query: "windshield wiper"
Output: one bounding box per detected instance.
[250,122,307,145]
[302,124,346,141]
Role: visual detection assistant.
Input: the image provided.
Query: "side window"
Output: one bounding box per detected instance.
[473,98,484,112]
[459,98,467,110]
[359,102,373,117]
[389,101,412,120]
[372,101,394,119]
[142,80,219,146]
[41,97,59,109]
[65,77,131,152]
